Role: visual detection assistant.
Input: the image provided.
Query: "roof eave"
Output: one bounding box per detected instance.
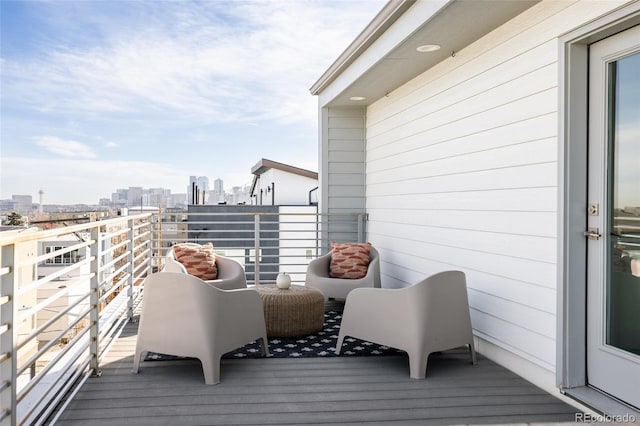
[309,0,416,96]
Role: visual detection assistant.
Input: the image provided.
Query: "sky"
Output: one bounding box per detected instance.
[0,0,386,205]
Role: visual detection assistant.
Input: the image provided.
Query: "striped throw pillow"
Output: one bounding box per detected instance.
[173,243,218,280]
[329,242,371,279]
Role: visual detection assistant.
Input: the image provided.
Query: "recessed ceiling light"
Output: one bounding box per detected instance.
[416,44,441,53]
[349,96,366,101]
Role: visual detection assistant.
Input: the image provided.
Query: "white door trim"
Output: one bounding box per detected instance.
[557,1,640,411]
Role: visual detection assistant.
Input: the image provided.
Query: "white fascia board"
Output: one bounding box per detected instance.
[317,0,450,107]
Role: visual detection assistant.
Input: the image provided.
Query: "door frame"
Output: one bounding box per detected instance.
[558,1,640,411]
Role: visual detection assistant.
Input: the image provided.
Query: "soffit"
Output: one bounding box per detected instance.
[316,0,539,107]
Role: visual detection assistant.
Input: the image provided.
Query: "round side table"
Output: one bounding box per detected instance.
[255,284,325,337]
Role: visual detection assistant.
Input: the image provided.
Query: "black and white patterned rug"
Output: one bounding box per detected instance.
[144,302,404,361]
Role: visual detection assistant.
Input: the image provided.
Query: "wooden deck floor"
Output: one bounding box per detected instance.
[53,318,580,425]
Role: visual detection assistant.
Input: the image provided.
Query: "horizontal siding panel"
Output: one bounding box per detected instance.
[471,310,556,370]
[327,185,365,197]
[327,209,366,220]
[469,290,556,339]
[329,173,365,186]
[367,187,557,213]
[367,139,557,185]
[328,162,365,174]
[367,163,558,195]
[367,88,558,154]
[328,128,364,140]
[369,209,557,238]
[328,151,368,164]
[328,116,364,129]
[368,221,557,263]
[327,197,365,209]
[378,256,558,314]
[328,105,365,117]
[367,112,557,167]
[369,230,557,288]
[466,270,558,314]
[368,58,557,143]
[328,139,365,152]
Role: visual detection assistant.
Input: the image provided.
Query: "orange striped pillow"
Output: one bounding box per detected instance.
[329,242,371,279]
[173,243,218,280]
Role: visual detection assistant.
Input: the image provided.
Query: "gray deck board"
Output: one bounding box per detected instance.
[53,319,580,425]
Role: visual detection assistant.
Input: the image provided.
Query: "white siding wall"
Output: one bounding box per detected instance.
[319,106,367,247]
[364,0,627,372]
[325,106,366,215]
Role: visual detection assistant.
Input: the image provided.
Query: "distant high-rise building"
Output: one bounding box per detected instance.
[197,176,210,192]
[214,178,223,193]
[188,176,209,205]
[127,187,143,206]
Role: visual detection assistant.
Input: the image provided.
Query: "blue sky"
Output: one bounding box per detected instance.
[1,0,385,204]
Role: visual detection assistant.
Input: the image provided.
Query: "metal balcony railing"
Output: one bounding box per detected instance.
[0,209,365,425]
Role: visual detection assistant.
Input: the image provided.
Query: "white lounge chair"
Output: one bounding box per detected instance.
[336,270,476,379]
[305,246,381,300]
[133,272,269,384]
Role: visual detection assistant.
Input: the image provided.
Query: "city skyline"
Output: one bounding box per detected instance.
[2,175,255,212]
[0,0,385,204]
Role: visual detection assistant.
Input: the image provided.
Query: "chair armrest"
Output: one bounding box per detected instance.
[365,251,381,288]
[163,255,187,273]
[306,253,331,278]
[345,287,407,319]
[341,287,412,348]
[207,256,247,289]
[212,287,267,352]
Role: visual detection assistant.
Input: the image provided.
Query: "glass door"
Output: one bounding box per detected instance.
[587,26,640,409]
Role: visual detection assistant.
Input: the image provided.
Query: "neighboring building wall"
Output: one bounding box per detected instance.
[37,237,91,346]
[9,237,39,368]
[254,169,317,206]
[362,0,627,378]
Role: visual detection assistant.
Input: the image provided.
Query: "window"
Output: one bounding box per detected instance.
[45,246,80,265]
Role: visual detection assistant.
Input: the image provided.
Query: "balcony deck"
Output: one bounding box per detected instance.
[53,317,580,425]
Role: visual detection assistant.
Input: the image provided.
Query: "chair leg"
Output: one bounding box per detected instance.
[408,350,428,379]
[132,349,145,373]
[335,332,346,355]
[258,336,270,357]
[468,342,477,365]
[202,357,221,385]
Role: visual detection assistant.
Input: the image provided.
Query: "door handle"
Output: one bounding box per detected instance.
[583,228,602,240]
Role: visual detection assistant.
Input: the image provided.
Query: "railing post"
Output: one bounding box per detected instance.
[0,244,17,426]
[254,214,260,286]
[127,218,135,320]
[89,227,102,377]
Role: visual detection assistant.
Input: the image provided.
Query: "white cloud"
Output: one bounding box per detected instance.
[0,1,385,205]
[34,136,98,158]
[2,1,384,126]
